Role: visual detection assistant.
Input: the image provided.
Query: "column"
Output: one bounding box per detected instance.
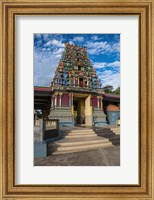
[73,77,75,86]
[78,77,79,87]
[59,93,62,107]
[97,96,99,108]
[71,93,74,114]
[69,93,72,107]
[100,97,103,108]
[54,94,57,107]
[87,79,89,88]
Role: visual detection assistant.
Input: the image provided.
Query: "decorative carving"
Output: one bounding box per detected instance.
[51,43,102,91]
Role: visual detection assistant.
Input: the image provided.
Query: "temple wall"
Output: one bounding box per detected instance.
[105,104,120,125]
[85,95,92,126]
[93,108,107,126]
[49,107,73,127]
[62,93,69,106]
[34,119,44,142]
[92,96,97,108]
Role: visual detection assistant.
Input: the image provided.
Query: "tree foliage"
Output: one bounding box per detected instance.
[102,85,120,95]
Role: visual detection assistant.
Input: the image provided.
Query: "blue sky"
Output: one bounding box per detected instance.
[34,34,120,89]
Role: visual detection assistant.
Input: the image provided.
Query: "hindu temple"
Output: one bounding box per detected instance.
[48,43,107,126]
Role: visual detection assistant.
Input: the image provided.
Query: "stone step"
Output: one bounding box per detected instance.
[63,130,95,134]
[111,127,120,130]
[96,132,115,138]
[52,137,109,147]
[64,134,97,138]
[109,135,120,140]
[94,129,113,133]
[48,141,112,154]
[110,128,120,132]
[51,144,112,155]
[63,132,96,136]
[111,139,120,145]
[112,131,120,135]
[47,127,119,155]
[51,148,92,155]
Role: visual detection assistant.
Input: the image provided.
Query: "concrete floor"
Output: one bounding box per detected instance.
[34,145,120,166]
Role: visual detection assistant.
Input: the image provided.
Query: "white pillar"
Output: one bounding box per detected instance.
[87,79,89,87]
[100,97,103,108]
[73,77,75,86]
[97,96,99,108]
[69,93,72,106]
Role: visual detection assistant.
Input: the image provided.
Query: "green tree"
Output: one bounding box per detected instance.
[113,86,120,95]
[102,85,114,94]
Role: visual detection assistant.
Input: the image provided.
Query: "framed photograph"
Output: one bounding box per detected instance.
[0,0,153,199]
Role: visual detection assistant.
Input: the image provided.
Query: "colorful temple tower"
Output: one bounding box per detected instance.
[49,43,107,127]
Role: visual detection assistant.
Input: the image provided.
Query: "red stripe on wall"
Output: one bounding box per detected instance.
[92,96,97,108]
[62,93,69,106]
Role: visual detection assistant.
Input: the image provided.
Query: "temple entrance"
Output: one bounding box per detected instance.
[72,93,92,126]
[73,98,85,125]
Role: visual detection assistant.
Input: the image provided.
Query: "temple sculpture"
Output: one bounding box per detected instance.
[49,43,107,126]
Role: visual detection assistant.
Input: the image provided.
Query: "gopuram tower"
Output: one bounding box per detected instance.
[49,43,107,127]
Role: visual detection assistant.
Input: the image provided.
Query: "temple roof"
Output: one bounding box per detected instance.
[34,86,52,93]
[34,86,52,116]
[103,93,120,102]
[50,43,102,91]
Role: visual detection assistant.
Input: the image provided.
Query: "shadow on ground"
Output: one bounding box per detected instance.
[34,146,120,166]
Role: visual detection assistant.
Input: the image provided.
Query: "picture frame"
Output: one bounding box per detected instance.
[0,0,153,199]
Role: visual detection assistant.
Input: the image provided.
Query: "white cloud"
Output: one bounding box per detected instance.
[69,41,75,45]
[86,41,120,55]
[41,48,47,51]
[91,35,98,41]
[109,61,120,67]
[34,50,60,86]
[91,35,103,41]
[53,47,64,58]
[44,39,64,48]
[99,71,120,89]
[93,62,106,69]
[35,33,42,39]
[53,48,64,55]
[73,36,84,42]
[93,61,120,69]
[93,61,120,89]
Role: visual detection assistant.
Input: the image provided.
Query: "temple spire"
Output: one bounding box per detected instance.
[51,43,100,90]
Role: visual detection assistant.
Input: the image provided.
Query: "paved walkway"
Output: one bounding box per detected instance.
[34,146,120,166]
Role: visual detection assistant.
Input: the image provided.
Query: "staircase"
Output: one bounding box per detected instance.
[110,127,120,135]
[94,127,120,146]
[47,127,113,155]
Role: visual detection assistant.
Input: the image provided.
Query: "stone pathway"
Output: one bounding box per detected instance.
[34,145,120,166]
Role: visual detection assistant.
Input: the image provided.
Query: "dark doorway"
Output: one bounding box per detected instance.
[78,65,81,71]
[73,100,78,125]
[79,78,83,87]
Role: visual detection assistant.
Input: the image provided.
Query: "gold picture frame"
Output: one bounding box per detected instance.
[0,0,154,199]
